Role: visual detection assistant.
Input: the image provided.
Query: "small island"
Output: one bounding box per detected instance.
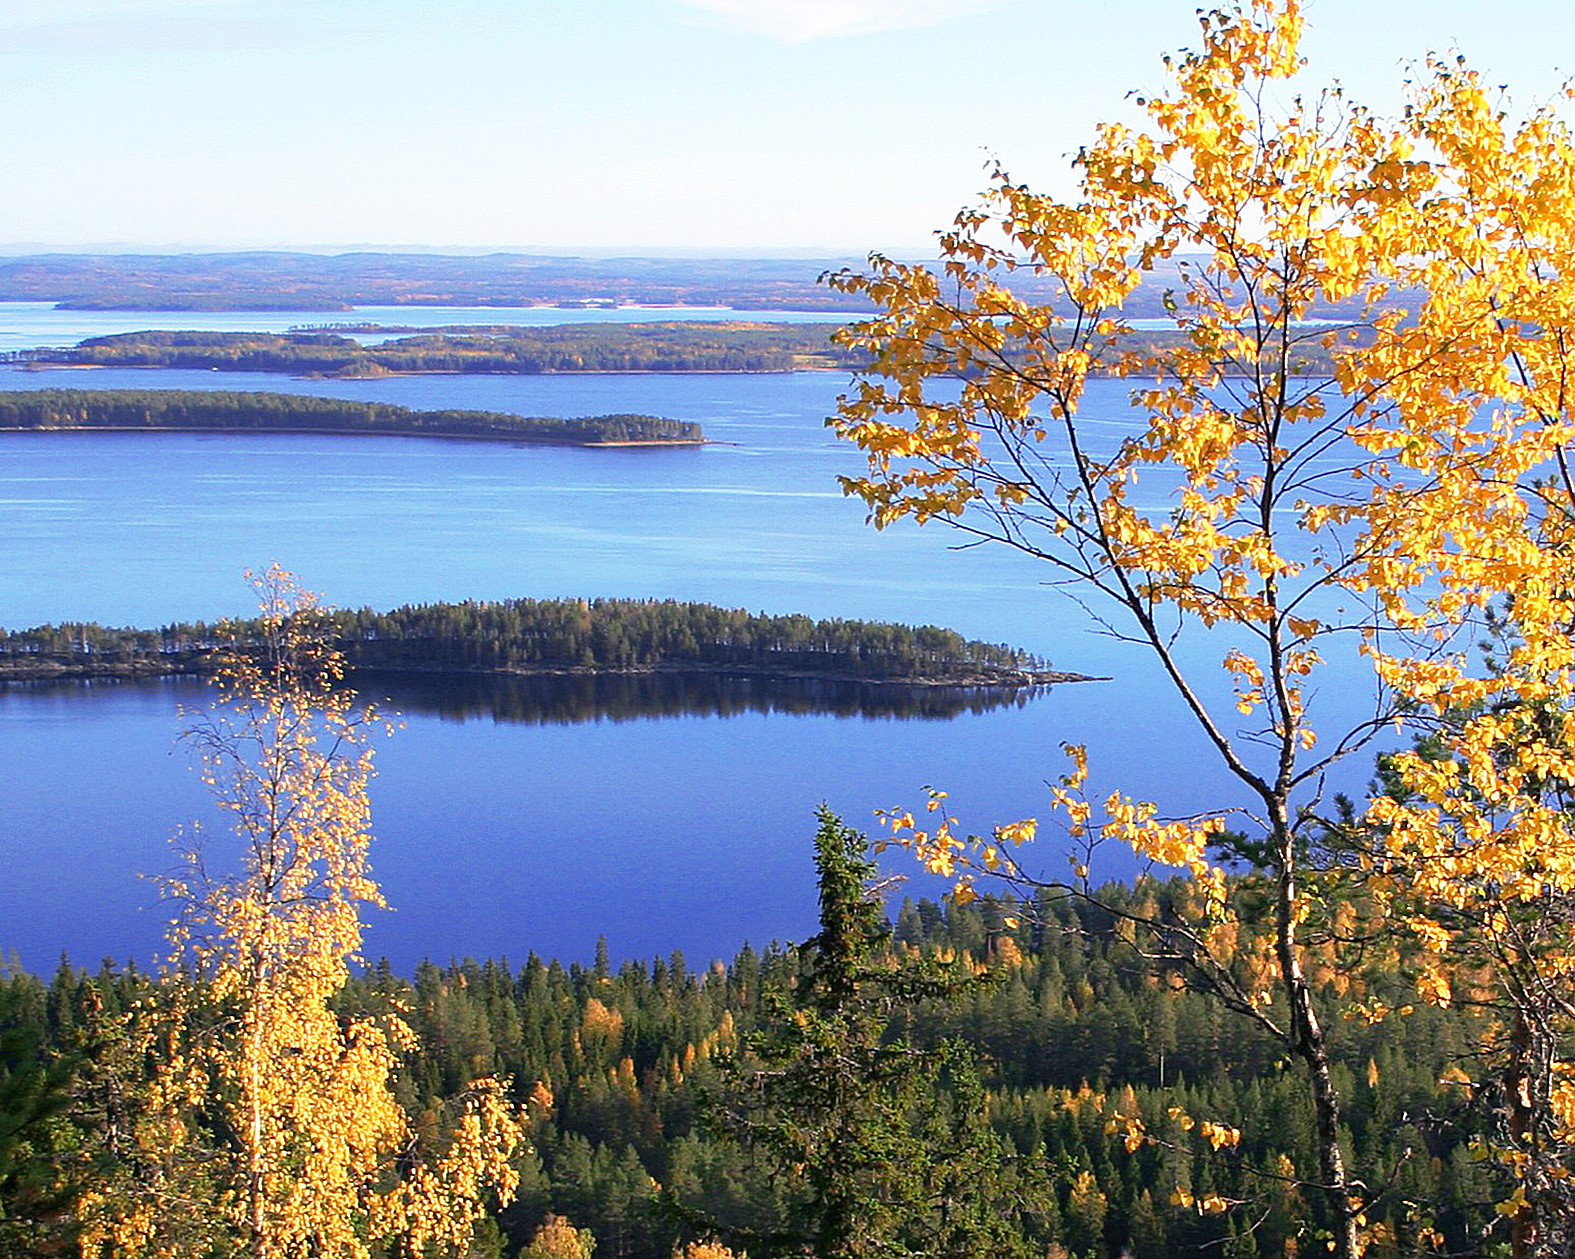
[0,597,1093,688]
[0,389,705,446]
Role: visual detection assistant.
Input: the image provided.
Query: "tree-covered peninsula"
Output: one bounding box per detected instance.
[0,389,703,445]
[0,597,1075,687]
[15,322,862,375]
[10,323,1349,379]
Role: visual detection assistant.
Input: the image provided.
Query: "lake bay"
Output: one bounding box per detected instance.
[0,360,1380,972]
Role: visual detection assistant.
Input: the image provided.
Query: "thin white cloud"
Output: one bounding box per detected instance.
[674,0,1018,43]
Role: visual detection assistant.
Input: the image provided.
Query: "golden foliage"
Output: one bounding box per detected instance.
[523,1214,595,1259]
[673,1242,744,1259]
[78,566,524,1258]
[829,0,1575,1247]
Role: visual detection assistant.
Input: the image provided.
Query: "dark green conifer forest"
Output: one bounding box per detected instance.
[0,389,701,444]
[0,835,1497,1258]
[0,598,1054,686]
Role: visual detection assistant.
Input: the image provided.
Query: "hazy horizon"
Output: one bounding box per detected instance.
[0,242,895,259]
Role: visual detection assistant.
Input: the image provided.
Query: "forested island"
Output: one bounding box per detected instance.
[8,323,1354,379]
[0,389,704,446]
[11,323,861,375]
[0,596,1077,687]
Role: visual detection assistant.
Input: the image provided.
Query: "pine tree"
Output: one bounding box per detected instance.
[0,968,78,1255]
[684,807,1026,1259]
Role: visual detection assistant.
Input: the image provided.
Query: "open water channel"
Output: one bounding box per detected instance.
[0,305,1380,972]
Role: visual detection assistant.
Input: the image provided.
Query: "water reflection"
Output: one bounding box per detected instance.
[0,668,1045,725]
[1,665,1063,970]
[357,669,1044,724]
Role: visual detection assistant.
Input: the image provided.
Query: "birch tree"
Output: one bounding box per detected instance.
[79,567,523,1258]
[828,2,1575,1251]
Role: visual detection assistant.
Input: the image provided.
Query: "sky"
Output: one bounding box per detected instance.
[4,0,1575,255]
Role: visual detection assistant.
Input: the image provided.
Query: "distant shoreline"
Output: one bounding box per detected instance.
[14,363,826,379]
[0,423,709,448]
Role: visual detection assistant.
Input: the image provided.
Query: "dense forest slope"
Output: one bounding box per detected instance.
[0,389,703,445]
[0,597,1073,686]
[3,883,1490,1258]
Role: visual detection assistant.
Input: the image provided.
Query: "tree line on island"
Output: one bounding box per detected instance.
[0,595,1062,687]
[5,324,1349,378]
[0,389,703,445]
[10,323,865,375]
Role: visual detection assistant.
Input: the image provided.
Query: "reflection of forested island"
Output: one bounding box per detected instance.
[360,670,1044,723]
[0,389,704,446]
[13,324,860,375]
[0,598,1086,688]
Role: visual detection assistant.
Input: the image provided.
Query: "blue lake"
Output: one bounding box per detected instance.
[0,363,1385,973]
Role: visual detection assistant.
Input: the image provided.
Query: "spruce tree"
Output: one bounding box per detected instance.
[685,807,1026,1259]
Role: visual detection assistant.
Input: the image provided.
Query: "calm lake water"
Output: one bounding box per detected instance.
[0,360,1382,973]
[3,674,1107,974]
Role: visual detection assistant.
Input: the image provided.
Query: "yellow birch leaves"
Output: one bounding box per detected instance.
[832,0,1575,1237]
[81,567,524,1259]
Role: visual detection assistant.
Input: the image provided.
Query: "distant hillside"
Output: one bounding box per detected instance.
[0,252,876,312]
[0,250,1372,320]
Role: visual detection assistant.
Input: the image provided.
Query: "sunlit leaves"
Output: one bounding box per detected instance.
[828,0,1575,1247]
[80,567,525,1258]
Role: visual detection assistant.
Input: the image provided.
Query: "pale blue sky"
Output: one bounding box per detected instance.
[3,0,1573,253]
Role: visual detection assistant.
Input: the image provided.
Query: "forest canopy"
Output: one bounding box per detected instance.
[0,876,1499,1258]
[0,596,1062,686]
